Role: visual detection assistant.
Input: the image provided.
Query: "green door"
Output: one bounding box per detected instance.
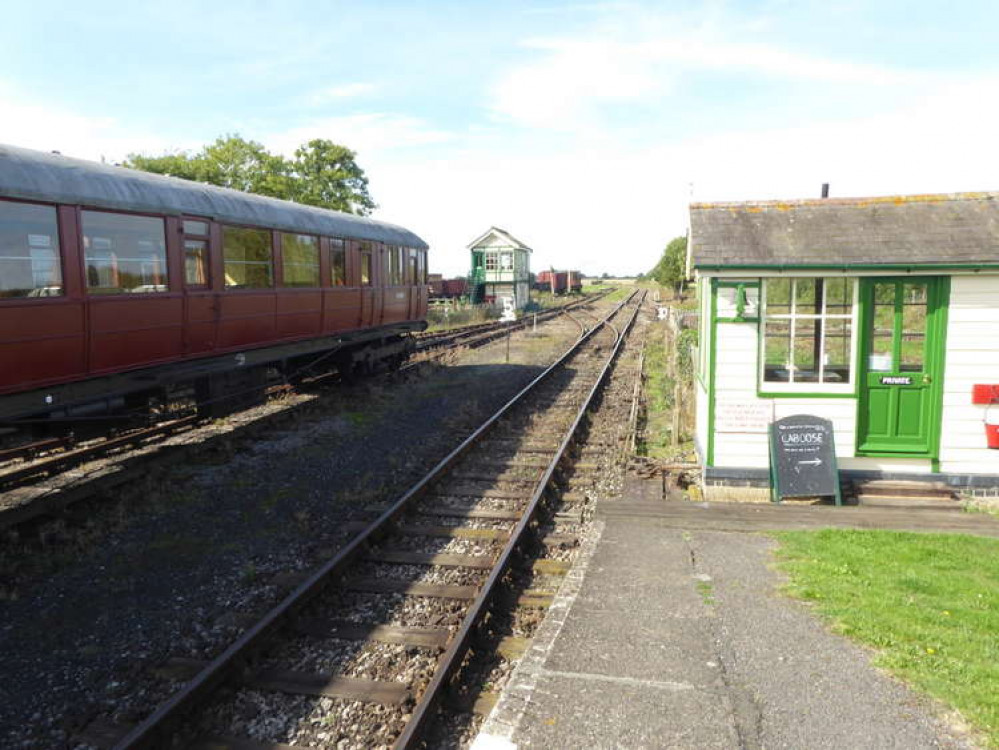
[857,277,946,456]
[857,278,946,455]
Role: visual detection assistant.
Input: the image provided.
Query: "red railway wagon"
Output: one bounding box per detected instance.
[0,144,430,421]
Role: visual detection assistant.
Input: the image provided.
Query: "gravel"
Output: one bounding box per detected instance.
[0,311,593,748]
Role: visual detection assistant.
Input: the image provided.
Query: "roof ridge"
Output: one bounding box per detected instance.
[691,191,999,210]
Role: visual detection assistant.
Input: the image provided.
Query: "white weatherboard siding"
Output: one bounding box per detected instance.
[711,321,859,468]
[695,378,708,461]
[939,275,999,474]
[713,322,767,467]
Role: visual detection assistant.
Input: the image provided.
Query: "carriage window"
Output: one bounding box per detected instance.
[223,226,273,289]
[387,245,401,285]
[184,240,208,286]
[407,248,418,285]
[330,238,346,286]
[360,244,372,286]
[281,233,319,287]
[182,218,210,288]
[0,201,64,298]
[83,211,167,294]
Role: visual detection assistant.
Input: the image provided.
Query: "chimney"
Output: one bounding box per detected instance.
[821,183,830,198]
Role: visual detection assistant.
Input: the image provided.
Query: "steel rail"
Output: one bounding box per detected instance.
[0,415,199,490]
[393,290,644,749]
[112,291,636,750]
[415,291,608,350]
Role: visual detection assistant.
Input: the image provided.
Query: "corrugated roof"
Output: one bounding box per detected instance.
[0,143,428,249]
[689,191,999,267]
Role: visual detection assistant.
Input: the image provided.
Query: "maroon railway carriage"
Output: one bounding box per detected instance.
[0,144,429,421]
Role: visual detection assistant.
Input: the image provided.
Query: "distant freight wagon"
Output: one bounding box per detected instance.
[535,270,583,294]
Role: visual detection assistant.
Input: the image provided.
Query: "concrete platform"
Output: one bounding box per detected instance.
[473,500,989,750]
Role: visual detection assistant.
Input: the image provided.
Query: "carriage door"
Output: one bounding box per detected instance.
[857,278,945,455]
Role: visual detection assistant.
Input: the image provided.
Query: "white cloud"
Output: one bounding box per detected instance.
[0,83,187,162]
[267,113,454,158]
[491,29,921,131]
[367,74,999,279]
[305,82,377,105]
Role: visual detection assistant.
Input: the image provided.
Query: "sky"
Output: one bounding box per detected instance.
[2,1,998,276]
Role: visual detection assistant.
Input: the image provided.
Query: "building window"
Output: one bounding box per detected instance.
[223,226,273,289]
[0,200,64,298]
[83,211,167,294]
[182,218,210,288]
[485,252,498,271]
[761,277,856,387]
[330,238,346,286]
[360,244,373,286]
[500,251,513,271]
[282,233,319,287]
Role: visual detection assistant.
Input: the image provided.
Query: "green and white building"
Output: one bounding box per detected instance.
[689,191,999,491]
[467,226,532,309]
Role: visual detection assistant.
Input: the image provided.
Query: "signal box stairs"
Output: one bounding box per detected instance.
[845,479,961,511]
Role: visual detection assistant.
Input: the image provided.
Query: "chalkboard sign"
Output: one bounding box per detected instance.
[769,414,842,505]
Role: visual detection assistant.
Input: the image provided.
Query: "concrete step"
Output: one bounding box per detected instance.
[851,480,956,500]
[855,494,962,511]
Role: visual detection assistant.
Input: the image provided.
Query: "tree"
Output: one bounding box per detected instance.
[650,235,688,294]
[124,134,376,215]
[292,139,375,215]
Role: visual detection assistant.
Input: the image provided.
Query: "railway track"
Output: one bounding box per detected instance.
[412,292,607,359]
[0,295,608,531]
[92,291,643,750]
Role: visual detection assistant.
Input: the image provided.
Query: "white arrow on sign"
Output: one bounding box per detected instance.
[794,458,822,473]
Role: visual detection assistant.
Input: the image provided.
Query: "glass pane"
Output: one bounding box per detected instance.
[795,279,818,314]
[0,201,64,298]
[825,278,852,315]
[184,240,208,286]
[900,282,927,372]
[330,239,346,286]
[222,226,272,289]
[822,318,852,383]
[869,283,895,371]
[83,211,167,294]
[361,253,372,286]
[766,278,791,315]
[793,318,820,382]
[716,286,739,318]
[763,319,792,382]
[281,233,319,287]
[183,220,208,236]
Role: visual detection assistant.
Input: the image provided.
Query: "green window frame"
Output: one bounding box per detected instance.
[759,276,858,395]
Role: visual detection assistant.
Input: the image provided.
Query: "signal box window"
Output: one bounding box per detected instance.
[485,252,498,271]
[83,211,167,294]
[223,226,273,288]
[282,233,319,287]
[360,244,373,286]
[0,200,64,298]
[330,238,346,286]
[762,277,856,387]
[182,219,210,287]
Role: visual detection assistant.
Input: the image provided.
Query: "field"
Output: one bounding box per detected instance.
[774,529,999,748]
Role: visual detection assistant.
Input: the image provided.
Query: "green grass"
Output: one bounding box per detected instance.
[773,529,999,747]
